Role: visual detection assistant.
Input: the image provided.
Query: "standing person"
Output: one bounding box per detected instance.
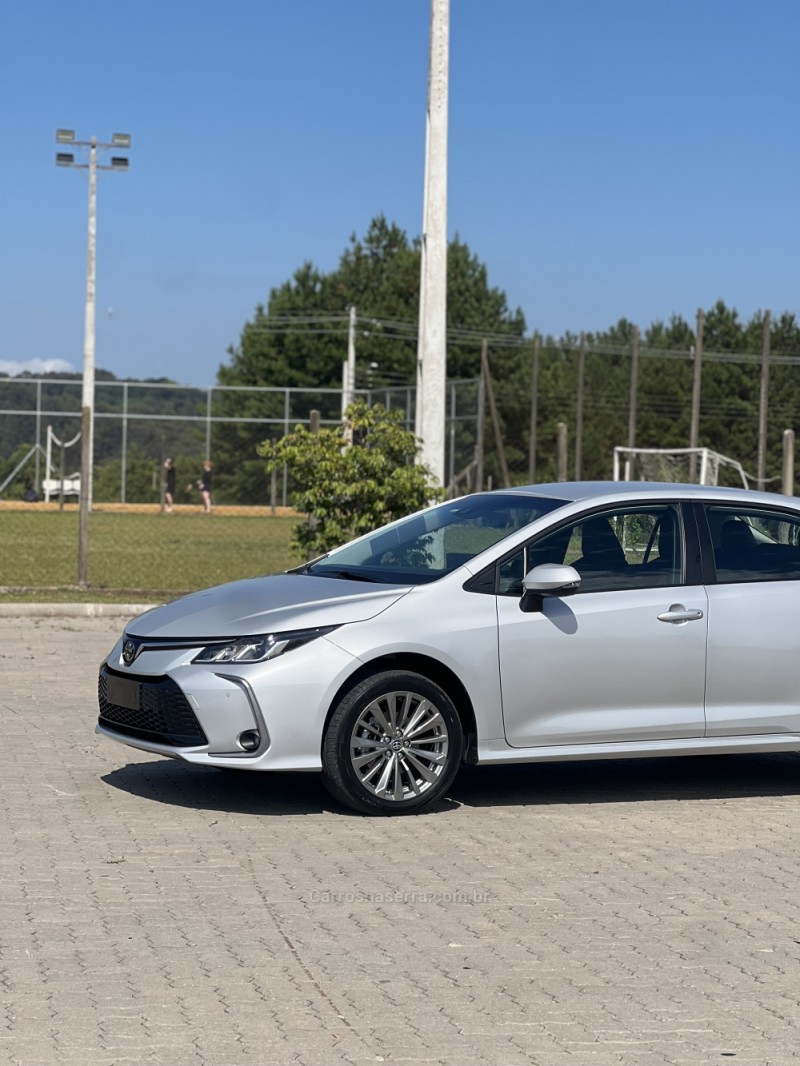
[163,457,176,513]
[196,460,213,513]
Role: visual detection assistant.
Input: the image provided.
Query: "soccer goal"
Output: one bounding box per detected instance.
[612,446,750,488]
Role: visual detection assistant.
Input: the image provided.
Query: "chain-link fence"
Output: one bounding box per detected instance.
[2,331,798,506]
[475,336,800,493]
[0,377,481,505]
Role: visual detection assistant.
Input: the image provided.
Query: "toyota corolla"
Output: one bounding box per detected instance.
[97,481,800,814]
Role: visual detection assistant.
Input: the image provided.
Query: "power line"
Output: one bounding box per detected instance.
[235,313,800,363]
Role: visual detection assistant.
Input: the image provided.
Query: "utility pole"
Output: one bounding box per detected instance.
[415,0,449,485]
[342,305,357,419]
[56,129,131,586]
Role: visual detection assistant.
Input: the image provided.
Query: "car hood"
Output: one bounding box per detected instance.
[127,573,413,640]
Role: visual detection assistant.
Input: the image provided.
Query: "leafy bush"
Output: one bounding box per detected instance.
[258,400,443,557]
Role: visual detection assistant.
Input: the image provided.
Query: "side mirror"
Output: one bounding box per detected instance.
[519,563,581,613]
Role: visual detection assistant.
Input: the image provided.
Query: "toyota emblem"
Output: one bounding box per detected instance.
[122,639,138,665]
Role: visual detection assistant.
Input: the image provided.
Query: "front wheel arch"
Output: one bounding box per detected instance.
[321,669,464,815]
[322,653,478,762]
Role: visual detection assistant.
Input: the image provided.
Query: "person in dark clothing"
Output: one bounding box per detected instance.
[196,460,212,513]
[163,457,176,513]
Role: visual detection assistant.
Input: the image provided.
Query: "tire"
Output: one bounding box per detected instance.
[322,670,463,815]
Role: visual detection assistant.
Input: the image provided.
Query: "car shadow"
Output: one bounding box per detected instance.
[102,751,800,817]
[102,760,335,816]
[451,752,800,808]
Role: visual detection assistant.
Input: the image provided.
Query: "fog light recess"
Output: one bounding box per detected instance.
[237,730,260,752]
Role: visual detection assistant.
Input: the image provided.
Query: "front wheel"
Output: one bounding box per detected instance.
[322,671,463,815]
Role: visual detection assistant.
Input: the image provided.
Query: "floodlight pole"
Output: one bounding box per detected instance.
[55,129,130,586]
[78,136,98,583]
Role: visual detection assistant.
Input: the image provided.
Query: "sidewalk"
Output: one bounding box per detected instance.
[2,615,799,1064]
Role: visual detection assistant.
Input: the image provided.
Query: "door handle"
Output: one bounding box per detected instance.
[657,604,704,624]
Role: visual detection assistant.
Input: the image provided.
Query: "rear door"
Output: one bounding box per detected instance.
[701,502,800,737]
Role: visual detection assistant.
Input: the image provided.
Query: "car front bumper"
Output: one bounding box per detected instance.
[95,634,361,771]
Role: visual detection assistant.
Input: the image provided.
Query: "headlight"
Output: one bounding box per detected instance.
[192,626,339,664]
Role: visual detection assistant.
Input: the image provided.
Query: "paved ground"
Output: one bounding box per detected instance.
[2,614,800,1066]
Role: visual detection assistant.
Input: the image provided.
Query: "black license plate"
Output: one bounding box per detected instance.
[106,674,140,711]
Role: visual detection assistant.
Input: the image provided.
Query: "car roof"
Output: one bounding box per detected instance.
[488,480,798,507]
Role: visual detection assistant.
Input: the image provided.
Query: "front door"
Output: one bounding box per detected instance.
[495,504,708,748]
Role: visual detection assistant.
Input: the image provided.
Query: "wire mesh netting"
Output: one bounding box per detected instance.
[1,332,797,506]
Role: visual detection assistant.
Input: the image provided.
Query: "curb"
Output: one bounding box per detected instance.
[0,603,158,618]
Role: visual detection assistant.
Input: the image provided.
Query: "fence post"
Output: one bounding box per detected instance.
[626,325,639,480]
[283,388,290,507]
[475,370,485,492]
[205,387,213,462]
[59,443,66,512]
[689,309,704,482]
[270,442,277,515]
[307,410,321,556]
[757,310,772,491]
[556,422,568,482]
[782,429,795,496]
[121,381,128,503]
[528,338,539,483]
[481,339,511,488]
[35,380,42,495]
[574,333,586,480]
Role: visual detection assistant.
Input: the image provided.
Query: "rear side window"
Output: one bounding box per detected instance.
[707,505,800,583]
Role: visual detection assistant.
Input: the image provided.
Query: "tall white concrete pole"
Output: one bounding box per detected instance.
[415,0,449,485]
[342,305,357,443]
[77,137,98,584]
[346,305,357,411]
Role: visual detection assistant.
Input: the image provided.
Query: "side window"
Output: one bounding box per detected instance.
[497,505,684,596]
[498,522,573,595]
[498,549,526,595]
[707,505,800,583]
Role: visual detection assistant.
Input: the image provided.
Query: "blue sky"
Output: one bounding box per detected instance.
[1,0,797,385]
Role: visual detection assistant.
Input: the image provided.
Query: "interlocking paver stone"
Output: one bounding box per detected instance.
[1,614,800,1065]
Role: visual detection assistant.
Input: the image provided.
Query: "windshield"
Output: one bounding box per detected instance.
[305,493,565,585]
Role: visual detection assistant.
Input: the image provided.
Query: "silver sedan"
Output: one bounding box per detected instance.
[97,481,800,814]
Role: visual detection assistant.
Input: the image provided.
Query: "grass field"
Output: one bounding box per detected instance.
[0,508,299,603]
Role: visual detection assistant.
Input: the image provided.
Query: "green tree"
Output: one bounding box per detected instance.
[0,442,39,500]
[214,215,525,503]
[257,400,443,558]
[93,448,160,504]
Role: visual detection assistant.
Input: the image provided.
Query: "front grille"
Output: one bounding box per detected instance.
[98,667,208,747]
